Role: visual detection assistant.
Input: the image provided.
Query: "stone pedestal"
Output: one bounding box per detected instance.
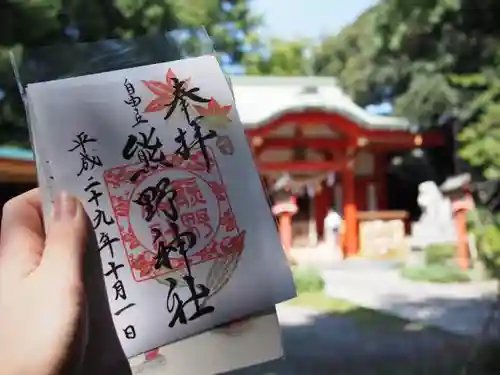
[357,210,409,260]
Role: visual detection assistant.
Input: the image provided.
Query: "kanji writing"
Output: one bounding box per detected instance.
[171,177,207,208]
[124,78,148,128]
[69,132,137,340]
[68,132,102,176]
[174,123,216,172]
[123,325,136,339]
[151,223,196,270]
[92,209,115,229]
[165,275,214,328]
[112,279,128,300]
[163,75,217,172]
[180,209,213,239]
[122,127,171,182]
[160,73,209,120]
[98,232,120,258]
[122,70,221,184]
[133,177,178,222]
[112,279,136,316]
[115,303,137,317]
[84,179,103,206]
[104,261,124,280]
[134,174,215,327]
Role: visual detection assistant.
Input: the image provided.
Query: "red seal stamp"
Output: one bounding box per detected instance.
[103,146,245,282]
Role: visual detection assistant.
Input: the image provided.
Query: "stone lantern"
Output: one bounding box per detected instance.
[440,173,475,270]
[270,174,298,259]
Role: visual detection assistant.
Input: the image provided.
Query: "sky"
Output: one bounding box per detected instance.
[248,0,389,113]
[252,0,379,41]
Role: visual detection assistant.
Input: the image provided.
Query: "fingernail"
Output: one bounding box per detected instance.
[52,191,78,221]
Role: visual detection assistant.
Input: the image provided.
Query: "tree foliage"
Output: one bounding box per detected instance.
[313,7,381,106]
[451,73,500,180]
[313,0,500,129]
[242,36,311,76]
[0,0,260,147]
[312,0,500,182]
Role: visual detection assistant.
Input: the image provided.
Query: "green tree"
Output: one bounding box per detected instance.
[242,36,312,76]
[449,73,500,180]
[0,0,69,145]
[0,0,260,147]
[313,6,382,106]
[163,0,262,63]
[313,0,500,129]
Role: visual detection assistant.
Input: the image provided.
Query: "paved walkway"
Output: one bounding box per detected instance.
[229,304,467,374]
[291,244,499,337]
[132,303,469,375]
[322,265,499,337]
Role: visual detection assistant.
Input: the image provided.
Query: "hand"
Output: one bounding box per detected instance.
[0,189,88,375]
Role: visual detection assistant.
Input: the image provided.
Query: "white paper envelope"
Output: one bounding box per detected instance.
[130,309,283,375]
[26,55,296,358]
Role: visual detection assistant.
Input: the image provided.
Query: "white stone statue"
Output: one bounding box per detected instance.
[417,182,451,223]
[411,181,457,248]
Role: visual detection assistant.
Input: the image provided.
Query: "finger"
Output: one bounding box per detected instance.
[0,188,45,277]
[38,192,88,285]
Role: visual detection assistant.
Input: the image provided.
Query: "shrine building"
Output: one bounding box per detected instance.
[0,75,444,258]
[230,76,444,257]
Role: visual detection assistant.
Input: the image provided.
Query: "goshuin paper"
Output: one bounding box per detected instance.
[25,55,296,360]
[32,131,286,375]
[129,309,284,374]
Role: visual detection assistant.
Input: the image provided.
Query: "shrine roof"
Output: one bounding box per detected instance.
[229,75,414,131]
[0,146,34,161]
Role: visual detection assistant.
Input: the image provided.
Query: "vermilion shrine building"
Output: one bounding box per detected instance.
[231,76,443,257]
[0,75,444,258]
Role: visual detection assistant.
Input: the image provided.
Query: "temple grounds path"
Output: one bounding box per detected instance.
[132,258,497,375]
[134,297,471,375]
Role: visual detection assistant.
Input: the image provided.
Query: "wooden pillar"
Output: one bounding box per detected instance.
[343,163,358,257]
[272,194,298,260]
[278,213,293,256]
[451,193,473,270]
[455,209,470,270]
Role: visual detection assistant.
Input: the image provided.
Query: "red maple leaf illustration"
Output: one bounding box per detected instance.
[142,69,190,113]
[193,97,232,128]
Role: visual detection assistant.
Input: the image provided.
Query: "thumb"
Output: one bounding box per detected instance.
[39,192,88,283]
